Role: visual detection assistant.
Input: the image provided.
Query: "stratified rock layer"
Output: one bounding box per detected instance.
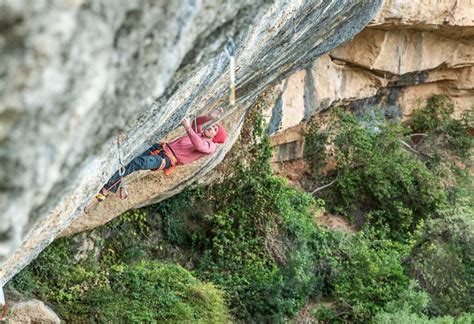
[268,0,473,166]
[0,1,382,285]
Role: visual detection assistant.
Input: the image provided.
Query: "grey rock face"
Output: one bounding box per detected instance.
[0,0,382,285]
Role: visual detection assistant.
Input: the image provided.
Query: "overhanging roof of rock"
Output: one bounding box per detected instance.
[0,0,383,285]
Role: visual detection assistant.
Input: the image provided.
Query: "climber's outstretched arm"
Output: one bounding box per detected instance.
[181,117,216,154]
[191,108,223,128]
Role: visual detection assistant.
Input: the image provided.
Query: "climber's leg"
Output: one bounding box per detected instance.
[104,154,171,193]
[139,143,163,157]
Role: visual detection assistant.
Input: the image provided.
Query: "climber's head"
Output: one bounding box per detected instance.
[204,124,227,144]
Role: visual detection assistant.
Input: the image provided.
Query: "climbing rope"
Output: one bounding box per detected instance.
[191,37,237,131]
[191,112,198,134]
[87,34,238,213]
[116,132,128,200]
[224,37,237,107]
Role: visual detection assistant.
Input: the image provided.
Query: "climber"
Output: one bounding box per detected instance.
[95,109,228,201]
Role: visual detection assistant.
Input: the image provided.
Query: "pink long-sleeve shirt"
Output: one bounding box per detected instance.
[168,115,216,165]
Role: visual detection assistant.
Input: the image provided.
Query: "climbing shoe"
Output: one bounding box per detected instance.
[95,192,107,202]
[95,188,109,202]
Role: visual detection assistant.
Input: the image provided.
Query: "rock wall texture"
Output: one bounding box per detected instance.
[268,0,473,166]
[0,0,383,285]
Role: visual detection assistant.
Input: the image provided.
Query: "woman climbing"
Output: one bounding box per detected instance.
[95,109,227,201]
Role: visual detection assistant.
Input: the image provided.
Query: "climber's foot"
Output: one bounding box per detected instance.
[95,187,109,202]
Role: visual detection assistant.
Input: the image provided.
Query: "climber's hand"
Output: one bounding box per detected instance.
[181,117,191,129]
[209,107,223,120]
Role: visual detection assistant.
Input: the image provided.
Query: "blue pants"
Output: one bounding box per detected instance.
[105,144,171,193]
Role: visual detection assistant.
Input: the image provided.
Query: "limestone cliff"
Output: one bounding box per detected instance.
[268,0,473,168]
[0,1,383,285]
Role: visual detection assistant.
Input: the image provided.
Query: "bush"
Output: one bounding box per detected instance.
[8,236,229,322]
[410,95,455,134]
[304,96,473,321]
[304,108,446,240]
[407,210,474,316]
[89,261,229,322]
[409,95,472,160]
[328,232,423,321]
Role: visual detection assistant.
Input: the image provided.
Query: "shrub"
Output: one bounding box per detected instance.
[374,310,474,324]
[410,95,472,161]
[304,108,446,240]
[8,235,229,322]
[7,221,229,323]
[89,261,229,322]
[410,95,455,134]
[329,232,421,321]
[407,210,474,316]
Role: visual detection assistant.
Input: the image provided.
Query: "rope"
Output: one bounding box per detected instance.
[90,34,239,210]
[193,37,237,131]
[116,132,128,200]
[224,37,237,107]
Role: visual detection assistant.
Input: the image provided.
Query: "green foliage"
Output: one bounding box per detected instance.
[407,210,474,317]
[308,231,431,323]
[8,237,107,318]
[99,210,155,265]
[329,233,422,321]
[150,107,323,321]
[8,215,229,322]
[304,96,473,321]
[410,95,455,134]
[410,95,472,160]
[304,108,446,240]
[374,310,474,324]
[88,261,229,322]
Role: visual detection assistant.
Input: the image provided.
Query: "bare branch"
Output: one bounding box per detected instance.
[399,139,434,158]
[311,178,337,194]
[399,139,421,155]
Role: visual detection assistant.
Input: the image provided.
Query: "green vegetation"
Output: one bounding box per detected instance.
[304,95,473,321]
[373,310,474,324]
[8,229,229,322]
[7,95,472,323]
[407,211,474,317]
[305,107,447,240]
[149,109,323,321]
[89,261,229,322]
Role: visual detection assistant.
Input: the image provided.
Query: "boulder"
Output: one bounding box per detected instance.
[8,300,60,324]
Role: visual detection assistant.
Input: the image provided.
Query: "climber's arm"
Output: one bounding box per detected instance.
[181,118,216,154]
[191,108,223,128]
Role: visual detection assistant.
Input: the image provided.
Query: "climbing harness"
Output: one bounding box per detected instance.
[86,35,239,214]
[116,132,128,200]
[0,286,7,321]
[150,143,178,176]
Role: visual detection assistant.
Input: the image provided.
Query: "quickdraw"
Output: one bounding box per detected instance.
[224,37,237,107]
[116,133,128,200]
